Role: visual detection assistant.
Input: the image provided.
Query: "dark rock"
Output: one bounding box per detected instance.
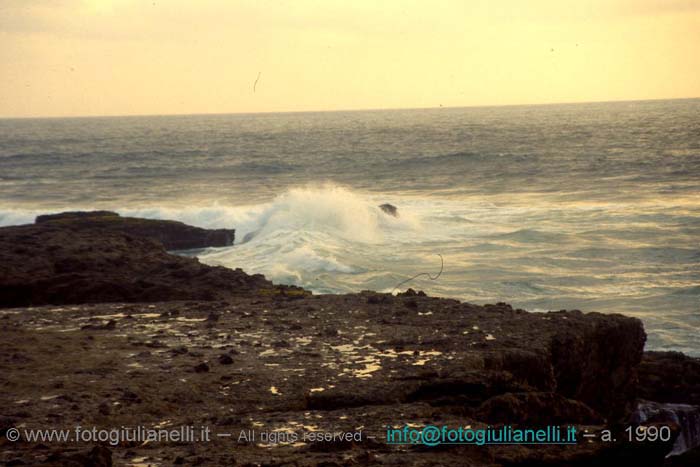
[0,220,277,308]
[206,312,220,322]
[218,355,233,365]
[194,362,210,373]
[366,295,381,304]
[548,312,646,422]
[216,416,239,426]
[307,434,375,452]
[489,421,679,466]
[6,458,27,466]
[607,422,681,466]
[36,211,118,223]
[306,389,393,410]
[378,203,398,217]
[120,389,141,404]
[396,288,427,298]
[667,444,700,466]
[97,401,110,416]
[484,349,555,391]
[170,346,188,356]
[80,320,116,331]
[633,400,700,457]
[35,211,235,250]
[0,415,17,437]
[44,445,113,467]
[638,352,700,405]
[405,371,520,406]
[82,446,113,467]
[476,392,603,425]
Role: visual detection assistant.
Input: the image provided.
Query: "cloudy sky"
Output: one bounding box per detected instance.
[1,0,699,117]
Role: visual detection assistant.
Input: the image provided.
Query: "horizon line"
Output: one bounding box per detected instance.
[2,96,698,121]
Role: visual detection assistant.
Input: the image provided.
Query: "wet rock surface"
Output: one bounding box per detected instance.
[1,293,657,466]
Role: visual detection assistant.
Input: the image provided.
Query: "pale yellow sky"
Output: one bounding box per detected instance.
[1,0,699,118]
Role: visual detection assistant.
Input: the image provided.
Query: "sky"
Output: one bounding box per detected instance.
[1,0,699,118]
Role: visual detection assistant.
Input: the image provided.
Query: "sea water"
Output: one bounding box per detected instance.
[1,99,698,354]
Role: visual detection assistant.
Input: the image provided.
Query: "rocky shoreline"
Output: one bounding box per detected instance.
[1,213,699,466]
[0,211,305,309]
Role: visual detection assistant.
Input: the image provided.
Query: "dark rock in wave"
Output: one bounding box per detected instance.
[35,210,235,250]
[379,203,398,217]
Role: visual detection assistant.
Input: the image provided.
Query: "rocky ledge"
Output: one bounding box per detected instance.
[35,210,235,250]
[0,214,698,466]
[638,352,700,406]
[0,213,302,308]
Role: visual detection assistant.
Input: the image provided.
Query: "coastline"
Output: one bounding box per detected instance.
[1,213,699,466]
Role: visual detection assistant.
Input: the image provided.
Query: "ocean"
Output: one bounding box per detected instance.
[1,99,698,355]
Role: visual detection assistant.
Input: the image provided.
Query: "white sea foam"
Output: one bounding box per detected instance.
[237,184,386,244]
[121,184,424,242]
[0,208,46,227]
[189,185,424,287]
